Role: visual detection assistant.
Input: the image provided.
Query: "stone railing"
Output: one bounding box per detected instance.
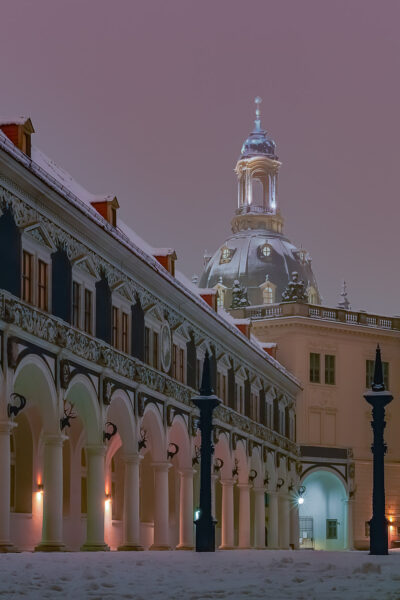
[0,291,298,456]
[240,301,400,331]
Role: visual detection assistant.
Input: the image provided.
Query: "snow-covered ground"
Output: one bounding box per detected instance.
[1,549,399,600]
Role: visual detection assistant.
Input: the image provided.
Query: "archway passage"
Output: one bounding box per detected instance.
[299,470,348,550]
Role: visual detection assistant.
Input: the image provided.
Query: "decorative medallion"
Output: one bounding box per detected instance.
[160,322,172,373]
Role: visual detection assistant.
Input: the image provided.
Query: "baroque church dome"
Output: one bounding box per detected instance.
[198,97,321,308]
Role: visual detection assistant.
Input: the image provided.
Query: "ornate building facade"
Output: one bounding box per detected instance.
[0,117,301,552]
[199,99,400,551]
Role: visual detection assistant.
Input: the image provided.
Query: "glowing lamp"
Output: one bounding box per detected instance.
[298,497,304,505]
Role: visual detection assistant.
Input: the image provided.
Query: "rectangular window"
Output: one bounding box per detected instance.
[325,354,335,385]
[310,352,320,383]
[84,289,92,334]
[112,306,119,348]
[121,312,129,353]
[179,348,184,382]
[222,374,226,404]
[22,251,33,303]
[37,260,48,311]
[153,331,159,368]
[366,359,389,389]
[144,327,150,364]
[196,358,201,390]
[72,281,81,328]
[326,519,338,539]
[172,344,178,379]
[239,386,243,414]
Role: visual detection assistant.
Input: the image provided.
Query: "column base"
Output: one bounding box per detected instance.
[80,543,110,552]
[0,543,20,553]
[218,545,235,550]
[149,544,171,551]
[117,544,144,551]
[176,544,194,551]
[34,542,65,552]
[238,545,252,549]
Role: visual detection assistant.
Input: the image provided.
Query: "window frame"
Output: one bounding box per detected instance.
[324,354,336,385]
[309,352,321,383]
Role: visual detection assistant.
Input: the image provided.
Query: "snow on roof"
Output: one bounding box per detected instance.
[0,116,30,126]
[0,129,300,388]
[31,147,113,207]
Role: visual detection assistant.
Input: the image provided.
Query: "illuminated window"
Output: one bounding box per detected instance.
[263,285,274,304]
[153,331,159,368]
[22,251,33,303]
[179,348,184,382]
[112,307,119,348]
[260,244,271,257]
[38,260,48,311]
[122,312,129,353]
[84,289,92,334]
[72,282,81,328]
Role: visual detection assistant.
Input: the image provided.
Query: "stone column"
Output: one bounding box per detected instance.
[118,454,143,551]
[81,445,109,551]
[279,494,290,549]
[150,462,171,550]
[238,483,251,548]
[253,486,266,549]
[176,468,195,550]
[219,479,234,549]
[0,421,18,552]
[290,501,300,550]
[346,497,354,550]
[35,435,65,551]
[267,491,279,549]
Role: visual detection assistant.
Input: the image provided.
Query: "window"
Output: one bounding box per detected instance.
[326,519,338,539]
[239,386,243,414]
[279,410,285,435]
[366,359,389,389]
[153,331,159,368]
[22,251,33,303]
[72,282,81,328]
[179,348,184,382]
[172,344,178,379]
[310,353,320,383]
[196,358,201,390]
[112,307,119,348]
[263,285,274,304]
[38,260,48,311]
[121,312,129,353]
[222,374,226,404]
[144,327,150,364]
[260,244,271,257]
[220,247,233,264]
[84,289,92,334]
[325,355,335,385]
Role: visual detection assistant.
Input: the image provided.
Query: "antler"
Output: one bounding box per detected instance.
[60,402,77,431]
[103,421,118,442]
[8,393,27,418]
[138,428,147,451]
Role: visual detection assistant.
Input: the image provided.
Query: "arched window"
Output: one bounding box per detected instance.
[261,244,271,257]
[263,285,274,304]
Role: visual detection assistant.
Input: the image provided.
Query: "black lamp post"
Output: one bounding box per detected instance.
[364,345,393,555]
[192,351,221,552]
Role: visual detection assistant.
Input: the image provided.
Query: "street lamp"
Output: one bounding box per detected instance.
[364,345,393,555]
[191,351,221,552]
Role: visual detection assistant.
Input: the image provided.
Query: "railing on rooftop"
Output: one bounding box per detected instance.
[239,302,400,331]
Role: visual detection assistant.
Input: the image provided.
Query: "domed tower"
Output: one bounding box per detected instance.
[199,97,321,308]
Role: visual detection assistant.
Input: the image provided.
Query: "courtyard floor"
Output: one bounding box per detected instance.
[0,549,399,600]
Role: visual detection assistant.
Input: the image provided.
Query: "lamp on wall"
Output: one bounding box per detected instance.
[297,485,306,505]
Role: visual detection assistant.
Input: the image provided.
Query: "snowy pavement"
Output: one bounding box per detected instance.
[0,549,399,600]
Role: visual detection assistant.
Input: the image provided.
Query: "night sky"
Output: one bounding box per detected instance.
[1,0,400,315]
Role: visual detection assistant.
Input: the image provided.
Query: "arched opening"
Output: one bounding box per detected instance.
[299,469,348,550]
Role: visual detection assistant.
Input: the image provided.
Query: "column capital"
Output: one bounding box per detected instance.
[86,444,106,457]
[0,421,16,434]
[220,478,235,487]
[123,453,143,465]
[178,468,196,477]
[237,483,251,490]
[42,434,66,446]
[151,461,172,471]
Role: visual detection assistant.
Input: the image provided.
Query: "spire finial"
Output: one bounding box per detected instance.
[254,96,262,131]
[337,279,351,311]
[372,344,385,391]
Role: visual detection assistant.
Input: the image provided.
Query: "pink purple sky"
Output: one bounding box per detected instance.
[1,0,400,315]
